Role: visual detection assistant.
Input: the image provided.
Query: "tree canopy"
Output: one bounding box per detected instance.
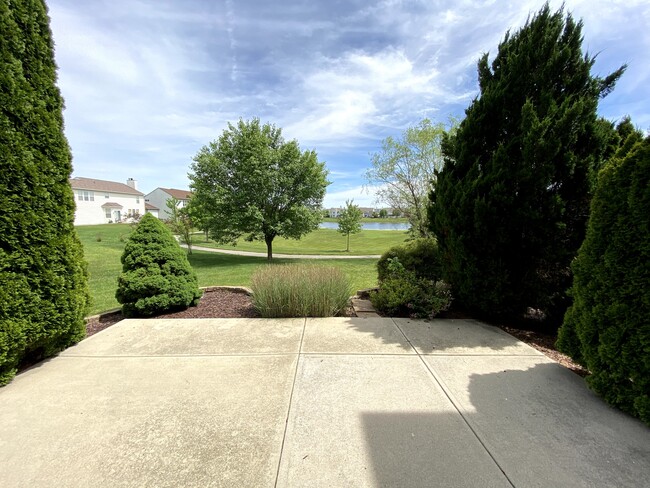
[428,3,625,327]
[365,118,456,237]
[189,118,329,260]
[337,200,363,252]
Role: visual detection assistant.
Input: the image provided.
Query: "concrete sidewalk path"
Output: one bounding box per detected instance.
[189,244,381,259]
[1,317,648,487]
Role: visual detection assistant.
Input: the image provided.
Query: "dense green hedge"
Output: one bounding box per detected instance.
[376,238,442,282]
[428,5,624,327]
[557,137,650,425]
[0,0,90,385]
[116,214,202,317]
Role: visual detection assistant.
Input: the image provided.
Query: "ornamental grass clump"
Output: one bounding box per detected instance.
[115,214,202,317]
[251,264,351,317]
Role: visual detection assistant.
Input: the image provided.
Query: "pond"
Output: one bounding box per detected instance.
[319,221,410,231]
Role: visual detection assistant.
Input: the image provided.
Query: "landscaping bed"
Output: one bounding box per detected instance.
[86,288,587,378]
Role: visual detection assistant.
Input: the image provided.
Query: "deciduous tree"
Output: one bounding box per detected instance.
[189,118,329,260]
[337,200,363,252]
[365,118,456,237]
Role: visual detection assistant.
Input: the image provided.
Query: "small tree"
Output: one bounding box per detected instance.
[166,197,193,254]
[116,214,202,317]
[557,135,649,425]
[190,118,329,260]
[378,209,388,218]
[337,200,363,252]
[365,118,457,237]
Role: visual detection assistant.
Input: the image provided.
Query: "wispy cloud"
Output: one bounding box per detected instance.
[47,0,650,204]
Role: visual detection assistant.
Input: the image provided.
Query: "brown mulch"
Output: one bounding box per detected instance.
[86,288,589,378]
[85,288,260,337]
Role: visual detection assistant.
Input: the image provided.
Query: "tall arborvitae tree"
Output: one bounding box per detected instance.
[557,135,649,425]
[0,0,90,384]
[429,3,625,327]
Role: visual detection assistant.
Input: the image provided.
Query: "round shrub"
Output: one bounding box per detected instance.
[377,238,442,282]
[116,214,202,317]
[557,137,650,425]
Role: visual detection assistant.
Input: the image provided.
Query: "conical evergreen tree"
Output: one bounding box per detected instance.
[116,214,202,317]
[0,0,90,384]
[429,3,625,327]
[557,135,649,425]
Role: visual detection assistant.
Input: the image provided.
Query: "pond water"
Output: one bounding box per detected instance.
[319,221,410,231]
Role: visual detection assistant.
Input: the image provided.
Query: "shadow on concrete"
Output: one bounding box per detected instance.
[362,362,650,488]
[346,317,529,354]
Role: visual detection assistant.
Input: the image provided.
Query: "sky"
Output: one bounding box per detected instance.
[48,0,650,208]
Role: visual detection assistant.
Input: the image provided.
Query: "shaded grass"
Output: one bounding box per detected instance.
[191,227,408,255]
[77,224,378,315]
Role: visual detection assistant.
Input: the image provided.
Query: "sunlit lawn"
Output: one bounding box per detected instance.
[191,227,408,255]
[77,224,381,314]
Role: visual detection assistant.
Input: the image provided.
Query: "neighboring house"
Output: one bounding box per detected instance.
[358,207,377,218]
[328,208,342,218]
[145,188,193,220]
[144,202,159,219]
[70,177,145,225]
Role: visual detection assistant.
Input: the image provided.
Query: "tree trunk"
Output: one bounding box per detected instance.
[265,234,273,261]
[346,232,350,252]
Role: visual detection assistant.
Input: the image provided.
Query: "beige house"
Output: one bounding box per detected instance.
[70,177,145,225]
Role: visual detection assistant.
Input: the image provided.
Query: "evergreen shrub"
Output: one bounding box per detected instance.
[371,258,452,318]
[376,238,442,282]
[116,214,202,317]
[557,137,650,425]
[1,0,90,385]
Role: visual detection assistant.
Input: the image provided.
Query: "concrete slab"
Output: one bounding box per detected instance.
[302,317,413,354]
[62,318,304,356]
[351,298,377,312]
[425,355,650,488]
[395,318,542,355]
[276,355,511,488]
[0,354,297,488]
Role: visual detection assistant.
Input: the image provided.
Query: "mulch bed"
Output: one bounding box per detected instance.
[85,288,260,337]
[86,288,589,378]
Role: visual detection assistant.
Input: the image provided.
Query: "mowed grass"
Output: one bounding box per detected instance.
[77,224,380,315]
[191,227,408,255]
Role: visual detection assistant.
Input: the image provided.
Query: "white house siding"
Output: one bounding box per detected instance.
[73,190,145,225]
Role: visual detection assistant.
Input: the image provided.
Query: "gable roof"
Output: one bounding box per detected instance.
[162,188,192,200]
[145,202,159,210]
[70,177,144,196]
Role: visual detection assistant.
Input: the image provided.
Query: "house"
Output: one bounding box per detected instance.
[145,188,193,220]
[358,207,377,218]
[328,207,342,218]
[144,202,159,219]
[70,177,145,225]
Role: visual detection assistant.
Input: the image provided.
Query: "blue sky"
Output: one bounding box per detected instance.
[48,0,650,207]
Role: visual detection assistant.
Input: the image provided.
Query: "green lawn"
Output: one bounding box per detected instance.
[77,224,380,315]
[191,227,407,255]
[322,217,408,224]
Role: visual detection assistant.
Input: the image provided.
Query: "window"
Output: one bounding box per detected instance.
[136,196,140,203]
[78,190,94,201]
[105,193,109,198]
[105,209,111,218]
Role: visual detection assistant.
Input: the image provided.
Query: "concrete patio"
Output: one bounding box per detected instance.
[0,317,648,487]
